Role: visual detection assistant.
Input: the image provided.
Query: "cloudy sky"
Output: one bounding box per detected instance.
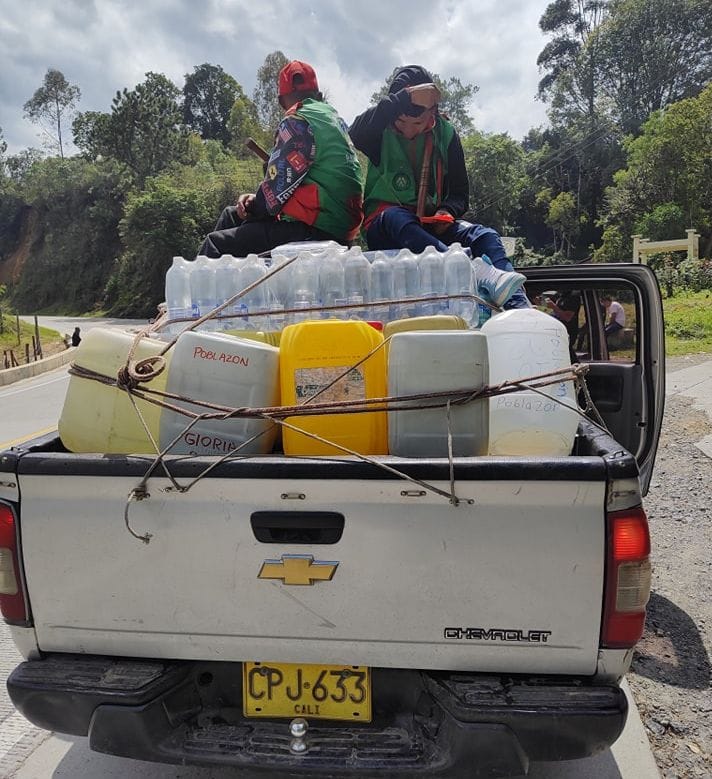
[1,0,552,155]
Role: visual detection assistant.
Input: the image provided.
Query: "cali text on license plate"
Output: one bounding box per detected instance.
[242,662,371,721]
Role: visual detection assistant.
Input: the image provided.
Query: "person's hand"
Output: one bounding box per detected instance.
[431,209,452,235]
[406,83,441,110]
[236,193,256,219]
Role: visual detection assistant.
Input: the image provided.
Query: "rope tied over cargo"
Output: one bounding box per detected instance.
[116,355,167,391]
[114,358,597,542]
[64,257,606,542]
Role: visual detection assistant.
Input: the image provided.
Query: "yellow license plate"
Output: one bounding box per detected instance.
[243,662,371,722]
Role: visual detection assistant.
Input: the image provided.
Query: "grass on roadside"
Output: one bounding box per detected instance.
[662,291,712,355]
[0,313,68,366]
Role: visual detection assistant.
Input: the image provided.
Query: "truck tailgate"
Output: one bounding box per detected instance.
[16,458,607,675]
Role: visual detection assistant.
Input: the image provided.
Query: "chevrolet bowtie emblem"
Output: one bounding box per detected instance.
[257,554,339,586]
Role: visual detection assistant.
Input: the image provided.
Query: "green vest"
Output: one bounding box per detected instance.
[281,99,364,241]
[364,115,454,222]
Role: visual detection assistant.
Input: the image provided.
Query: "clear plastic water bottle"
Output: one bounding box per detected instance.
[236,254,269,330]
[418,246,445,316]
[214,255,243,330]
[369,251,394,323]
[444,242,475,325]
[165,256,193,334]
[290,250,320,323]
[318,248,346,315]
[190,255,218,330]
[343,247,371,319]
[392,248,420,319]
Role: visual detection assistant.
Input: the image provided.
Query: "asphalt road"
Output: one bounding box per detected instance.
[0,319,678,777]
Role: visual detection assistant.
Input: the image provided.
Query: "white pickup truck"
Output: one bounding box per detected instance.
[1,264,664,777]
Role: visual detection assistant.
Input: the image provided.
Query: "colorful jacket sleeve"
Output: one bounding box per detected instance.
[250,116,316,218]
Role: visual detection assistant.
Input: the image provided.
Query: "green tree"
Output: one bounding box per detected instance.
[23,68,81,159]
[107,145,258,316]
[73,72,188,184]
[71,111,111,160]
[635,203,687,241]
[537,1,609,111]
[3,149,44,183]
[596,84,712,260]
[9,157,129,313]
[253,51,290,133]
[593,0,712,134]
[546,190,582,257]
[183,63,242,145]
[461,131,525,232]
[517,122,621,254]
[227,88,269,158]
[0,127,6,182]
[535,1,614,248]
[370,68,478,135]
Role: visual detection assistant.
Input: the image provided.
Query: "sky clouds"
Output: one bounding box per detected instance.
[0,0,551,155]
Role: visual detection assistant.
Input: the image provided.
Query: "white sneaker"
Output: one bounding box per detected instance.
[472,255,526,308]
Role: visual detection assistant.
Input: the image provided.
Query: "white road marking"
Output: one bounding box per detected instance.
[0,373,68,399]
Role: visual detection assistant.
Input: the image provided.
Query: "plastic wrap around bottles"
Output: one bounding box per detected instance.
[279,320,387,456]
[58,328,170,453]
[482,309,579,456]
[388,331,489,457]
[159,331,280,456]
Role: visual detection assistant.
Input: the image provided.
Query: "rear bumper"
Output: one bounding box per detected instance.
[8,655,627,777]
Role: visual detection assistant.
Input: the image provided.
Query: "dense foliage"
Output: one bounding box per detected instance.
[1,4,710,317]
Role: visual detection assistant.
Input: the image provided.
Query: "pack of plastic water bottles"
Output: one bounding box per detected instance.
[163,242,479,335]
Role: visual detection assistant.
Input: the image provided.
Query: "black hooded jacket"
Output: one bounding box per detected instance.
[349,65,469,218]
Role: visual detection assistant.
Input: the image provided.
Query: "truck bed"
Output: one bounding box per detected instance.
[2,422,639,677]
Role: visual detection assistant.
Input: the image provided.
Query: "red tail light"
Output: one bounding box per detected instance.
[0,504,29,623]
[601,507,651,648]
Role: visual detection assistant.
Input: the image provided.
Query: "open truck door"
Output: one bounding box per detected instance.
[522,262,665,494]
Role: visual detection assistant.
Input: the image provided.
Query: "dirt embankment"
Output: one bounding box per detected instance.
[0,206,36,286]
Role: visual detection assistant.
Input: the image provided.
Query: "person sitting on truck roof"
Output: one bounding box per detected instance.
[198,61,364,258]
[349,65,528,309]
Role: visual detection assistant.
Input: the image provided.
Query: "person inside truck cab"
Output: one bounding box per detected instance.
[198,61,363,258]
[349,64,528,310]
[545,291,581,360]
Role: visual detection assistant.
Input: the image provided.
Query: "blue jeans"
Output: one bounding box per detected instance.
[365,206,529,308]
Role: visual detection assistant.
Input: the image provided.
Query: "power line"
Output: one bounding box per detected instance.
[475,122,615,215]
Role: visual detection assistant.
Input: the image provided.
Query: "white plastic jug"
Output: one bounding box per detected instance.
[388,331,489,457]
[58,328,170,453]
[159,331,280,456]
[482,309,579,456]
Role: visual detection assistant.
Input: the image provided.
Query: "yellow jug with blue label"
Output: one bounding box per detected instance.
[279,320,388,456]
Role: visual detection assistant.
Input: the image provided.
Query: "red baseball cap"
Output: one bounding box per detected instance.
[278,60,319,97]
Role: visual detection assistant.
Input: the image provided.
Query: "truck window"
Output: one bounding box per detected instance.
[529,282,638,365]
